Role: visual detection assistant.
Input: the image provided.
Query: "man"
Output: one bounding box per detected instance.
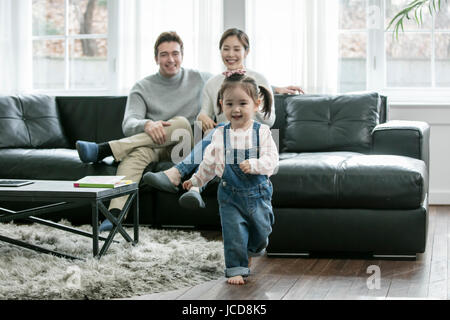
[76,31,211,231]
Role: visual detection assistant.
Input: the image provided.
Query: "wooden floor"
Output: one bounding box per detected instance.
[129,205,449,300]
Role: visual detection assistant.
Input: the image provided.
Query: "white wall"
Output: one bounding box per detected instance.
[223,0,245,30]
[389,104,450,204]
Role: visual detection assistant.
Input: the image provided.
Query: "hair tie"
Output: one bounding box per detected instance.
[222,69,246,78]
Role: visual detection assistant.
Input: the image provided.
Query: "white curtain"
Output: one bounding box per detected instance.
[114,0,223,94]
[0,0,32,94]
[246,0,338,94]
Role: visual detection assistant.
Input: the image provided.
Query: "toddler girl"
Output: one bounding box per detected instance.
[182,72,279,285]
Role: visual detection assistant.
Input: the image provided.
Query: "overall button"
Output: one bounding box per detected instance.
[222,181,227,187]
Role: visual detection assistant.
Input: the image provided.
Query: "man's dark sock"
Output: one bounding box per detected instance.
[97,142,113,161]
[99,208,122,232]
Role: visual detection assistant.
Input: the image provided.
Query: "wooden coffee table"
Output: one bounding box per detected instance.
[0,180,139,260]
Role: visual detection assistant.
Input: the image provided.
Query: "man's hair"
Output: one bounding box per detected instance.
[154,31,184,58]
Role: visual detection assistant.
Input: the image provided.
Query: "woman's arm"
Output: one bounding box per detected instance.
[197,80,218,132]
[274,85,305,95]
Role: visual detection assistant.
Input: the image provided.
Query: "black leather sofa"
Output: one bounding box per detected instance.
[0,93,430,258]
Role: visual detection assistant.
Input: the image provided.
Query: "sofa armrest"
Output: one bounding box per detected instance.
[372,120,430,169]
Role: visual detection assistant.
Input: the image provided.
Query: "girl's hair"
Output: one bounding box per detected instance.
[216,73,273,119]
[219,28,250,52]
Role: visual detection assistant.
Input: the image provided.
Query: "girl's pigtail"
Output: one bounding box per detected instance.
[216,92,223,114]
[258,85,273,119]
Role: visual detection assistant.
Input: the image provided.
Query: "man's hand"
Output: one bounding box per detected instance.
[198,113,217,132]
[239,160,252,174]
[144,120,171,145]
[275,85,305,95]
[182,180,193,190]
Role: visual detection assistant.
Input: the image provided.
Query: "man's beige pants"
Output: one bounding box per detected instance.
[108,116,193,211]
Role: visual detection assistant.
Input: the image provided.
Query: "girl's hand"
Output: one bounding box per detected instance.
[198,113,217,132]
[239,160,252,174]
[183,180,193,190]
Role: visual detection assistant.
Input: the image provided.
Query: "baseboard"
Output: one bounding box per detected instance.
[429,191,450,205]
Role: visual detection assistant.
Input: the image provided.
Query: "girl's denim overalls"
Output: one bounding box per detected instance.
[218,121,274,278]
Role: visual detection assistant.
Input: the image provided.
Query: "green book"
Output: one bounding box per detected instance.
[73,176,131,188]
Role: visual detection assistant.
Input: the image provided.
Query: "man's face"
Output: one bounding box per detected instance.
[155,41,183,78]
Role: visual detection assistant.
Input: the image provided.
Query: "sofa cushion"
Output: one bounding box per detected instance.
[56,96,127,145]
[0,95,69,148]
[283,92,381,153]
[270,152,426,209]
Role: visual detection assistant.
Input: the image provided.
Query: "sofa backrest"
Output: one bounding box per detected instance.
[272,92,387,153]
[56,96,127,147]
[0,95,69,148]
[1,93,387,151]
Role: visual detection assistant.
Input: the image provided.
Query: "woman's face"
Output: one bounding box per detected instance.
[220,35,248,70]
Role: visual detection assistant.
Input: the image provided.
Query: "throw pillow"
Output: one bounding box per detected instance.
[0,95,69,148]
[283,92,381,153]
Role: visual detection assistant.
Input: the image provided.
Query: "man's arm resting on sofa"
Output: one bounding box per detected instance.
[372,120,430,168]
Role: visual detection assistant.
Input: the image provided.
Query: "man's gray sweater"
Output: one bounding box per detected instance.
[122,68,211,137]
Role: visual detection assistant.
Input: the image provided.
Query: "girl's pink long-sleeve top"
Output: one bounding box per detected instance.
[189,122,279,188]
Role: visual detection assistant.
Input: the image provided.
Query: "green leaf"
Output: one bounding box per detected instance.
[387,0,449,39]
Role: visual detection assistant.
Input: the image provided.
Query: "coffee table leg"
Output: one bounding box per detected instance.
[92,200,99,257]
[134,190,139,244]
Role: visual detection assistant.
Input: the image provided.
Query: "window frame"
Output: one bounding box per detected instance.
[31,0,115,95]
[368,0,450,103]
[29,0,450,101]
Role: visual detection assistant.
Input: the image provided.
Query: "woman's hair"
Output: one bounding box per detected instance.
[154,31,184,58]
[216,73,272,119]
[219,28,250,52]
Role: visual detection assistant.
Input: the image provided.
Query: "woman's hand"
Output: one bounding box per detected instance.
[144,120,171,145]
[198,113,217,132]
[239,160,252,174]
[183,180,193,190]
[275,86,305,95]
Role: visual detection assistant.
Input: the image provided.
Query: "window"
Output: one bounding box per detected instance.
[338,0,367,92]
[32,0,108,91]
[136,0,223,79]
[338,0,450,99]
[246,0,339,94]
[28,0,223,94]
[385,0,446,87]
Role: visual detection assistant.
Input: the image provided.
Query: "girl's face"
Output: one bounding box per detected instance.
[220,35,248,71]
[221,86,259,130]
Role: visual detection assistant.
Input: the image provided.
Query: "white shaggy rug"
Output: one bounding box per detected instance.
[0,221,224,300]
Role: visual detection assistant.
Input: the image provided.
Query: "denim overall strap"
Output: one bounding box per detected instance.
[222,121,266,189]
